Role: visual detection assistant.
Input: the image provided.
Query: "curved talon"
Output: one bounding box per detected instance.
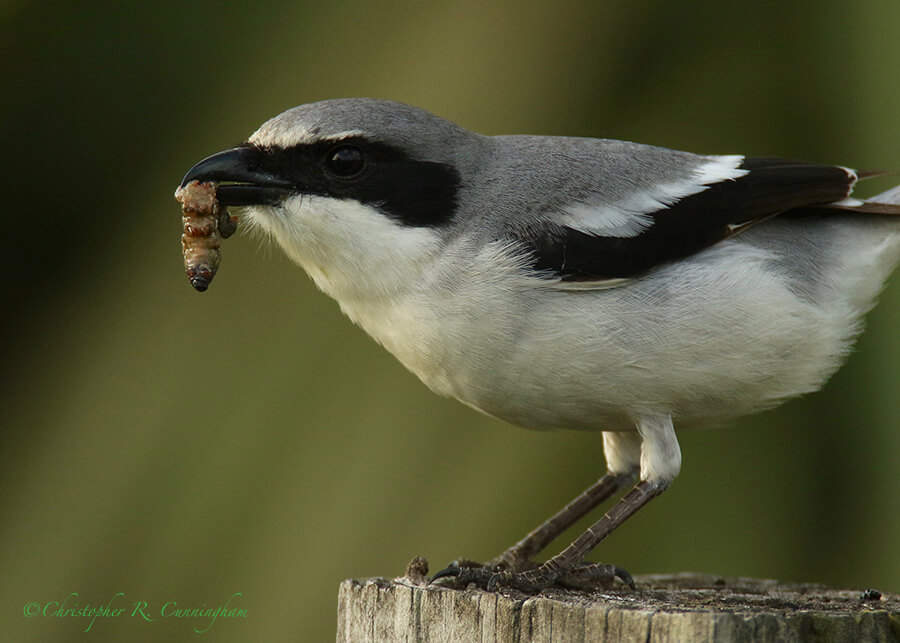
[430,565,462,583]
[614,566,635,590]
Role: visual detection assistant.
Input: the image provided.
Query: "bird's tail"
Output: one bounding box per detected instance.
[817,176,900,215]
[868,183,900,210]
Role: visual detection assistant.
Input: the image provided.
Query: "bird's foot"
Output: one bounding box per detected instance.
[428,559,504,589]
[431,559,634,593]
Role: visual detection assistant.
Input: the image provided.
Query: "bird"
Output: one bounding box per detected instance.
[179,98,900,592]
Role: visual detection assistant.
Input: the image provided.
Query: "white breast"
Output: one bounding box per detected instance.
[248,196,900,434]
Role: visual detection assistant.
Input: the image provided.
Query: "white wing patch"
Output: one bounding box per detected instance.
[561,202,655,237]
[561,155,747,238]
[692,154,747,184]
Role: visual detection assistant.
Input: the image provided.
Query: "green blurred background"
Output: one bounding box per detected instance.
[3,1,900,640]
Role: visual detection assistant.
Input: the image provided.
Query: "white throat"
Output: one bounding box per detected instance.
[247,195,442,304]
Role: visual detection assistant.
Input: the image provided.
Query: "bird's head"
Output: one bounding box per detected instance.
[180,98,485,300]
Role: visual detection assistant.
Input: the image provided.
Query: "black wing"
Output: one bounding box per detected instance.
[515,158,895,281]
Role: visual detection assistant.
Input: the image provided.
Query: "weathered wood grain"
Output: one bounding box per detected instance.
[337,571,898,642]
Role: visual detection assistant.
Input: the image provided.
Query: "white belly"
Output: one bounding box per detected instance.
[339,216,900,433]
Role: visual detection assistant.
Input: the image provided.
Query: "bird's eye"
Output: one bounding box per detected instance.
[326,145,366,177]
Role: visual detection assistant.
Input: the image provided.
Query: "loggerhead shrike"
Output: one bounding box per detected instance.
[179,98,900,591]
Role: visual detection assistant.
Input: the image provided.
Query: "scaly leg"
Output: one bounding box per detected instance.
[490,468,638,571]
[433,416,680,592]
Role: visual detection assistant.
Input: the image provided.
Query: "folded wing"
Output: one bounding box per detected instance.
[513,157,899,281]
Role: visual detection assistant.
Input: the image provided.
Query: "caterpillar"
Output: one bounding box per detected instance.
[174,181,237,292]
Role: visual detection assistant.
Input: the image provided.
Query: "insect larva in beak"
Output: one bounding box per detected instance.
[174,180,237,292]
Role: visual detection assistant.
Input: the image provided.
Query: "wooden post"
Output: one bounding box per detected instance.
[337,566,898,642]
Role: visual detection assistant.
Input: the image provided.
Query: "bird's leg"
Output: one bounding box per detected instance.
[433,479,663,590]
[432,431,643,585]
[487,479,666,590]
[433,417,680,592]
[488,469,637,571]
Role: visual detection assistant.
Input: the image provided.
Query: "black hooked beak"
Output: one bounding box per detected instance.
[179,146,295,206]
